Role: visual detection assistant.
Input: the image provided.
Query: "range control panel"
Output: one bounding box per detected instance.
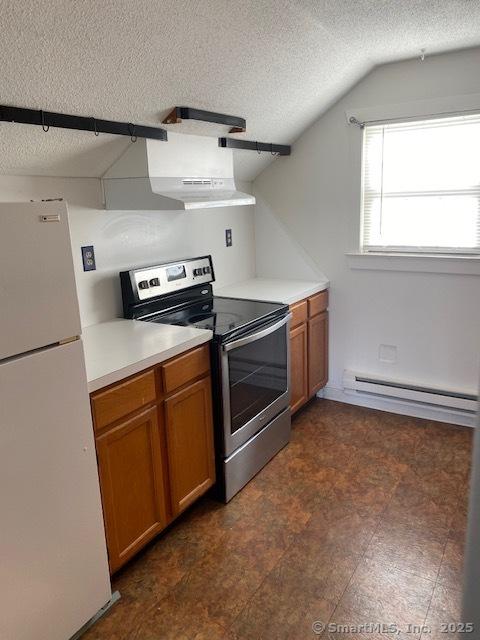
[130,256,214,301]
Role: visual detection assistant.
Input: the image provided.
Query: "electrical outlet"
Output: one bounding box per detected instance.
[81,245,96,271]
[225,228,233,247]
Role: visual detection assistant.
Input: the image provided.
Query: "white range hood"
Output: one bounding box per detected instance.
[102,132,255,210]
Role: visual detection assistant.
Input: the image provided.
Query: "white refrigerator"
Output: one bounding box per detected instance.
[0,201,112,640]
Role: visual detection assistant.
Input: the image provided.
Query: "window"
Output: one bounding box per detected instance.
[361,114,480,254]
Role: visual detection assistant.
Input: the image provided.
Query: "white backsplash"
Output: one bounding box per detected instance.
[0,175,256,327]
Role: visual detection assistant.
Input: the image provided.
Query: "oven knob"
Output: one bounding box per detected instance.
[193,268,203,276]
[202,266,211,275]
[149,277,160,287]
[138,280,149,290]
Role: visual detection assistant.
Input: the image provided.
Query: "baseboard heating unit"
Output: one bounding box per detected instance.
[340,370,478,426]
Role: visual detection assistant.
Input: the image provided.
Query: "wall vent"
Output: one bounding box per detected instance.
[182,179,212,186]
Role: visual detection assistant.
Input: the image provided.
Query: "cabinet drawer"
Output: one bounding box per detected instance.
[308,290,329,317]
[289,300,308,329]
[91,369,156,432]
[162,344,210,394]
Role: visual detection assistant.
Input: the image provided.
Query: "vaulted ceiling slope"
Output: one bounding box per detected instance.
[1,0,480,181]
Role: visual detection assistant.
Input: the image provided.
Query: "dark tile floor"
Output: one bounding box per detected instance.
[83,400,473,640]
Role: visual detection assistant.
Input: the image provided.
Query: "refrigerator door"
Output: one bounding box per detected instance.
[0,201,81,360]
[0,339,111,640]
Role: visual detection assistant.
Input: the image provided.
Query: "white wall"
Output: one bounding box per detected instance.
[254,199,323,281]
[254,47,480,398]
[0,176,256,327]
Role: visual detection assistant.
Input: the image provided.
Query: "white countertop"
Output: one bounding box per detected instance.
[82,319,212,393]
[214,277,329,305]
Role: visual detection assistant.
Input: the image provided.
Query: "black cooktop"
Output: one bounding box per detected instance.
[145,296,288,341]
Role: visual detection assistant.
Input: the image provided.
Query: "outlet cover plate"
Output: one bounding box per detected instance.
[81,245,96,271]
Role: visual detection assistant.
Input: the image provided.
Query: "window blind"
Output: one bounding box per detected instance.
[361,114,480,254]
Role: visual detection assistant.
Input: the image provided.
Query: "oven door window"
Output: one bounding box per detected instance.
[227,324,288,435]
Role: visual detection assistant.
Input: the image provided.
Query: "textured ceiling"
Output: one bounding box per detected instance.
[1,0,480,181]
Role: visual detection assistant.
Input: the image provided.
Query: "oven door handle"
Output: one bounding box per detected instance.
[222,313,292,352]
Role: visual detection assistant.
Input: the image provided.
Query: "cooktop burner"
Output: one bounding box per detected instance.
[146,296,287,340]
[187,310,243,331]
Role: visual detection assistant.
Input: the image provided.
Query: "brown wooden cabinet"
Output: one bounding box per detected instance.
[308,311,328,396]
[95,406,168,572]
[289,290,329,414]
[165,377,215,516]
[90,343,215,572]
[289,322,309,413]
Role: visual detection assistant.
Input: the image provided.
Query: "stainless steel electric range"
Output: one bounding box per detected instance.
[120,255,291,502]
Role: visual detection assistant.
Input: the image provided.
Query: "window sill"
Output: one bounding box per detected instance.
[346,252,480,275]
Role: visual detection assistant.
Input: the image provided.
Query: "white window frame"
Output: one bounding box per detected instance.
[359,113,480,256]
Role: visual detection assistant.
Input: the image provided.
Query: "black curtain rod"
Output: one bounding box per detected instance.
[348,106,480,129]
[218,137,291,156]
[0,104,168,141]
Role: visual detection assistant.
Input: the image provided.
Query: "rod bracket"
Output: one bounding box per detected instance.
[348,116,365,128]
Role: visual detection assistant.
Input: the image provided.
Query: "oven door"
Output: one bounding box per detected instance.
[221,313,291,457]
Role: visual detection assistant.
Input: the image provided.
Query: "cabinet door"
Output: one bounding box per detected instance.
[308,311,329,397]
[164,377,215,516]
[290,323,308,414]
[96,406,168,572]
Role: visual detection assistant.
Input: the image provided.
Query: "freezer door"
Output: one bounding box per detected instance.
[0,339,111,640]
[0,201,81,360]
